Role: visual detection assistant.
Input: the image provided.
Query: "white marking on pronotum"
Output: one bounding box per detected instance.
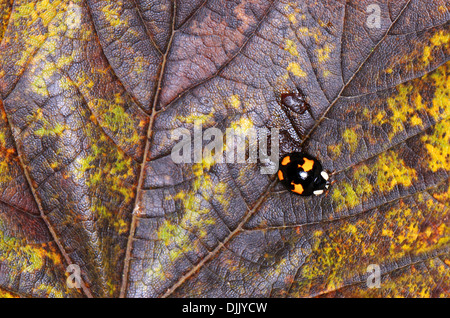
[299,171,308,179]
[321,171,329,180]
[313,189,324,196]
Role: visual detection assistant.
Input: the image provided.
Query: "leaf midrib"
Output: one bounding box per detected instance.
[119,0,178,299]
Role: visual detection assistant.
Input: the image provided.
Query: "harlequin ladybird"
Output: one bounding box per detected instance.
[277,152,330,196]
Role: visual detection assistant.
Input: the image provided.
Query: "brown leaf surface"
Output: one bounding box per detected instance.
[0,0,448,298]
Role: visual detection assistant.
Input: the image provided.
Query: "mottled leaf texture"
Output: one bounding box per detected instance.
[0,0,448,298]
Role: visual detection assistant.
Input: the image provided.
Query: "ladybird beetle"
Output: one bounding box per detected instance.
[277,152,330,196]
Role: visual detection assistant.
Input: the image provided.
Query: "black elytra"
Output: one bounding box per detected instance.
[277,152,330,196]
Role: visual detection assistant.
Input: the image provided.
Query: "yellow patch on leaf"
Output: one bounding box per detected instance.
[331,150,416,212]
[229,94,241,110]
[316,44,332,63]
[421,117,450,172]
[343,128,359,153]
[422,30,450,66]
[286,62,306,77]
[372,62,450,142]
[284,39,299,56]
[376,151,417,192]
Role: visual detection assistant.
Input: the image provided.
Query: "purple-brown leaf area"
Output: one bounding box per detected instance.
[0,0,448,298]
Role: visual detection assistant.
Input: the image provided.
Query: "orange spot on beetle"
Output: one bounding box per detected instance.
[291,181,304,195]
[301,157,314,172]
[278,170,284,181]
[281,156,291,166]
